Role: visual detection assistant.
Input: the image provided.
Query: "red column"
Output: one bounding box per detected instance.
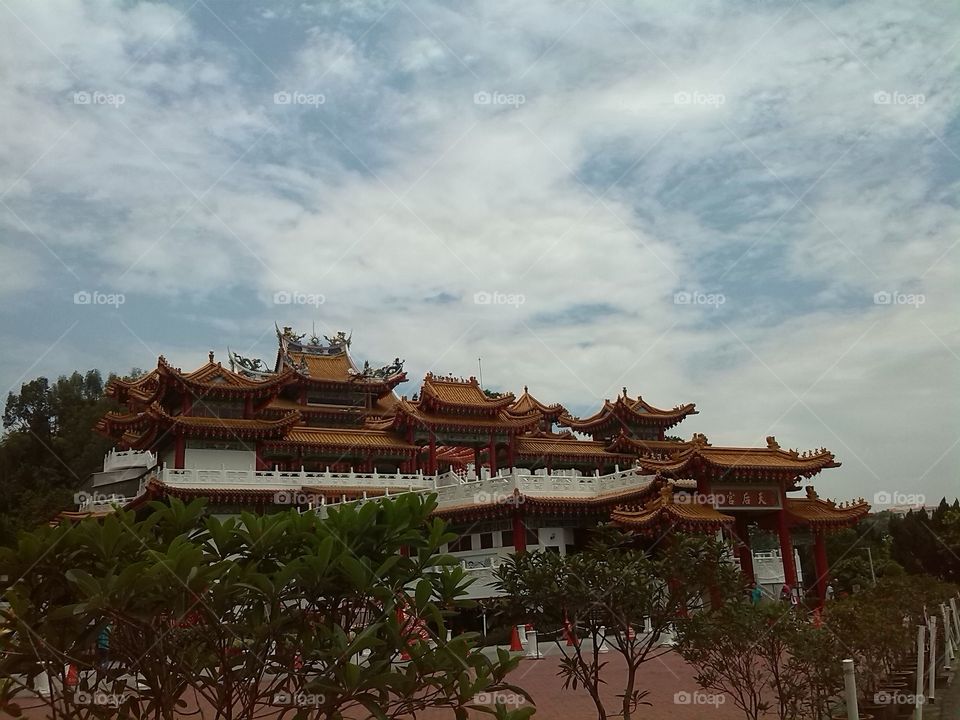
[512,510,526,553]
[488,436,497,476]
[507,436,515,470]
[814,529,829,606]
[776,509,798,588]
[255,443,268,471]
[428,433,436,475]
[474,446,481,476]
[735,515,755,584]
[174,434,185,469]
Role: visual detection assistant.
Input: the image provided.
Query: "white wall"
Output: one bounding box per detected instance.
[183,448,256,470]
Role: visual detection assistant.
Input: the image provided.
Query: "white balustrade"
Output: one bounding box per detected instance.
[148,465,657,516]
[160,466,436,490]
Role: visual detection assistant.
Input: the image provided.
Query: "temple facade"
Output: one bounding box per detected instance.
[82,326,870,603]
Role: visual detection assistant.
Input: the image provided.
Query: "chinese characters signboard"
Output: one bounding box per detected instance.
[712,486,781,510]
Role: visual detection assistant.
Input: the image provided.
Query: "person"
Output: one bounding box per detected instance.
[750,582,763,606]
[95,624,110,671]
[825,582,835,601]
[780,583,792,603]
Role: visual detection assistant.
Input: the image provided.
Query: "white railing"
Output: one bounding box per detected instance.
[103,449,157,472]
[160,466,437,490]
[317,466,655,515]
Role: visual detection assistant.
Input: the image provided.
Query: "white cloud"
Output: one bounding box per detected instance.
[0,0,958,504]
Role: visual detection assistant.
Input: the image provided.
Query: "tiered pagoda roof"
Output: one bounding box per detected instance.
[508,386,566,423]
[784,486,870,529]
[96,402,302,449]
[635,434,840,481]
[275,327,406,396]
[611,483,736,535]
[558,388,697,439]
[366,375,541,435]
[515,431,635,466]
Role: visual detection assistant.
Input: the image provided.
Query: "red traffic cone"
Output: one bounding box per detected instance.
[509,625,524,651]
[65,663,79,688]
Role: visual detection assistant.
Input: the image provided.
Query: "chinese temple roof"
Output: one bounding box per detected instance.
[267,427,417,452]
[784,486,870,528]
[515,434,635,462]
[611,484,736,534]
[558,389,697,436]
[275,326,406,393]
[635,435,839,478]
[366,398,541,434]
[157,355,296,398]
[95,403,302,448]
[431,479,671,521]
[508,386,566,421]
[420,374,515,413]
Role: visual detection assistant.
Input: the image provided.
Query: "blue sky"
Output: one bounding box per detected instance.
[1,0,958,506]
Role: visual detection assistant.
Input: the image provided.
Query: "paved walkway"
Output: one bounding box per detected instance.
[11,648,745,719]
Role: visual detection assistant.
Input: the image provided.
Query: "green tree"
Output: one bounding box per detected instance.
[676,602,843,720]
[0,495,534,720]
[0,370,121,544]
[496,528,736,720]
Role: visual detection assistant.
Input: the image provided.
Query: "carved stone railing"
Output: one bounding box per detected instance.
[103,449,157,472]
[160,466,438,490]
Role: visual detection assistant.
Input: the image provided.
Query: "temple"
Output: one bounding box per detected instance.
[82,326,870,603]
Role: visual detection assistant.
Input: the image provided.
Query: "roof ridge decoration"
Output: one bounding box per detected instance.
[228,348,272,378]
[349,357,405,381]
[277,324,351,357]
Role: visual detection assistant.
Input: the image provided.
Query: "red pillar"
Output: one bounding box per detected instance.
[814,529,829,606]
[734,515,755,584]
[474,446,481,476]
[174,434,185,469]
[512,510,526,553]
[428,433,436,475]
[255,443,268,471]
[776,509,798,588]
[488,436,497,476]
[507,436,515,470]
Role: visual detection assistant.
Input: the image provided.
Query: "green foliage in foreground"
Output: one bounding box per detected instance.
[676,574,959,720]
[497,528,738,720]
[0,495,533,720]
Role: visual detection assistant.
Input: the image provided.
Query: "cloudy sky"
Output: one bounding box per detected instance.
[1,0,958,506]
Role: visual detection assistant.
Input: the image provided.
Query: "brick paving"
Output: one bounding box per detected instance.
[11,648,748,719]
